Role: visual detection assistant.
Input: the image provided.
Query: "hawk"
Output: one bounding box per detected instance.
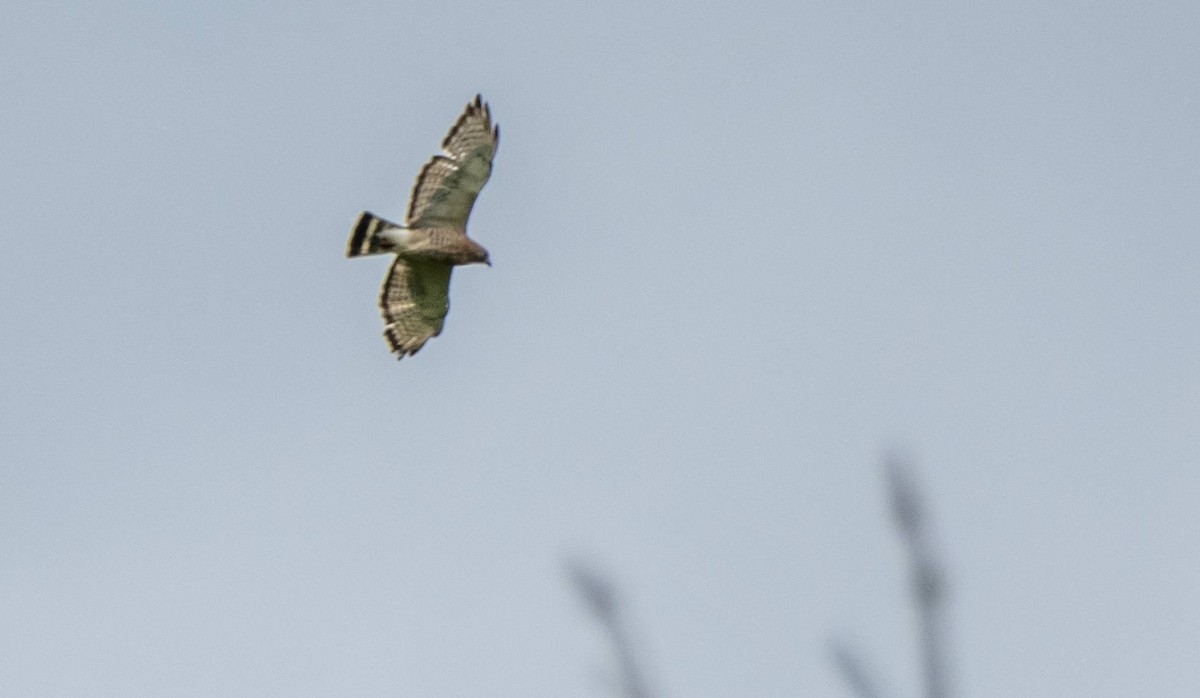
[346,94,499,360]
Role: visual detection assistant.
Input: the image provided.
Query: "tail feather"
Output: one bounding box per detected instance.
[346,211,402,258]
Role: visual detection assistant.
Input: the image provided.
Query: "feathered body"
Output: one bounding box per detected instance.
[346,95,499,359]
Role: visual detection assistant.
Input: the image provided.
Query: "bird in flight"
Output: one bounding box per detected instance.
[346,94,499,360]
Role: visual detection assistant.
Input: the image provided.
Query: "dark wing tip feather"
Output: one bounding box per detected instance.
[383,326,422,360]
[441,94,494,149]
[383,327,409,359]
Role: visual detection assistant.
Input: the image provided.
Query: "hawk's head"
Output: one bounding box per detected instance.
[465,241,491,267]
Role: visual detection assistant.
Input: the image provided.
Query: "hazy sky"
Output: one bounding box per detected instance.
[2,2,1198,696]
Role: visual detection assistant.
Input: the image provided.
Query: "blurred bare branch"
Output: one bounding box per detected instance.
[567,559,654,698]
[829,639,887,698]
[885,455,952,698]
[831,456,955,698]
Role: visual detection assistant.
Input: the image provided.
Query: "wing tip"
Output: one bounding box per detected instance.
[440,93,498,148]
[383,326,423,360]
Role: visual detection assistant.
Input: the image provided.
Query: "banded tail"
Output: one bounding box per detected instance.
[346,211,404,258]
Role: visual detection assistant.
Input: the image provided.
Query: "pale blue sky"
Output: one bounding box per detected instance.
[2,2,1198,696]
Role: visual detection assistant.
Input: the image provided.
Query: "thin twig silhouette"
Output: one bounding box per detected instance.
[833,456,955,698]
[886,455,952,698]
[567,560,654,698]
[830,639,888,698]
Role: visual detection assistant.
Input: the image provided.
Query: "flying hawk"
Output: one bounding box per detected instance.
[346,94,498,360]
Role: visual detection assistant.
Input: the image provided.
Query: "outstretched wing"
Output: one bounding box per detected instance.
[378,258,454,359]
[405,94,500,229]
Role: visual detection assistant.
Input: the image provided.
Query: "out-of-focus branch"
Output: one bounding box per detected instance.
[567,560,653,698]
[830,639,887,698]
[831,457,955,698]
[885,455,952,698]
